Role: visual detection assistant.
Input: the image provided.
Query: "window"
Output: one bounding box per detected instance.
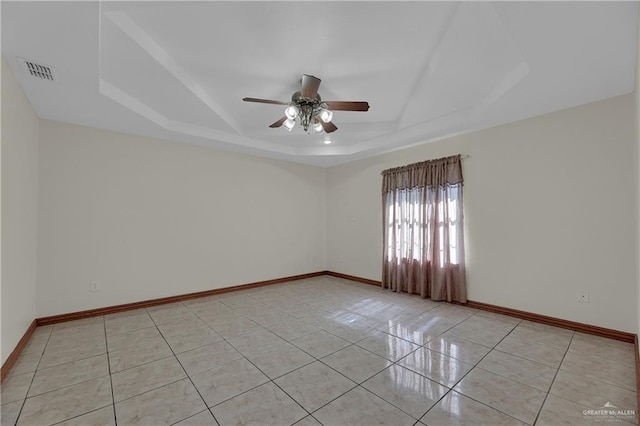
[381,156,467,302]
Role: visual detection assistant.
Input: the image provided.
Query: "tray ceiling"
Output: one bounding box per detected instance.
[2,1,638,166]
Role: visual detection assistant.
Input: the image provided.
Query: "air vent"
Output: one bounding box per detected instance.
[18,57,55,82]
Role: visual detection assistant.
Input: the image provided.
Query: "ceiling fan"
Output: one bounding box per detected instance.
[242,74,369,134]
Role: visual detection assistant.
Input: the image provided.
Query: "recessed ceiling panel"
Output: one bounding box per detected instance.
[2,1,638,166]
[400,3,528,129]
[99,9,237,134]
[105,2,457,131]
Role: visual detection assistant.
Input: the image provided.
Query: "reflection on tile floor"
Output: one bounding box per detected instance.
[1,276,637,425]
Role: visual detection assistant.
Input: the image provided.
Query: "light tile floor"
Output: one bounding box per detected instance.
[1,276,637,426]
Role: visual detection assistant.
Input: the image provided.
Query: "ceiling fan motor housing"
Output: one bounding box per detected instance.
[291,91,327,132]
[242,74,368,134]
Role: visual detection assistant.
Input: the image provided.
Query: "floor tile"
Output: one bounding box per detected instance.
[105,311,156,336]
[1,371,34,404]
[549,369,638,413]
[6,278,636,426]
[321,323,378,343]
[49,319,104,341]
[28,354,109,397]
[177,340,243,376]
[248,309,296,327]
[108,338,174,373]
[386,319,452,345]
[115,378,206,425]
[362,364,448,419]
[322,345,391,383]
[7,352,41,377]
[399,347,473,387]
[39,341,107,369]
[31,325,54,339]
[290,330,351,358]
[509,320,573,351]
[478,349,557,392]
[156,318,210,338]
[444,318,514,347]
[111,356,186,402]
[356,331,419,361]
[244,341,315,379]
[147,307,198,326]
[422,390,526,425]
[209,317,263,339]
[21,335,48,356]
[536,395,592,426]
[106,326,163,352]
[211,382,307,425]
[227,329,286,356]
[293,415,323,426]
[265,321,320,341]
[1,400,23,426]
[191,357,269,407]
[45,331,97,347]
[473,310,522,326]
[173,410,217,425]
[55,406,115,426]
[426,334,492,364]
[274,361,356,412]
[313,386,415,426]
[279,304,328,320]
[570,332,635,362]
[164,327,224,354]
[453,367,546,424]
[495,334,567,368]
[18,376,112,425]
[560,347,637,391]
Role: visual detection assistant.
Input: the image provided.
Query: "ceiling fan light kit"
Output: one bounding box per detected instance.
[243,74,369,135]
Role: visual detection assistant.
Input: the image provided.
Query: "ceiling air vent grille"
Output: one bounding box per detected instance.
[19,57,55,82]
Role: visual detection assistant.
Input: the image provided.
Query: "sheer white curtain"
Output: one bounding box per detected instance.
[382,155,467,302]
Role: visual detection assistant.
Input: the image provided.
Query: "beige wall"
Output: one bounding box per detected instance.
[328,94,637,333]
[36,121,327,317]
[1,60,40,363]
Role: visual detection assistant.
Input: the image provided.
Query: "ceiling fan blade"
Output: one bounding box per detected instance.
[320,120,338,133]
[300,74,321,99]
[269,117,287,128]
[324,101,370,111]
[243,97,288,105]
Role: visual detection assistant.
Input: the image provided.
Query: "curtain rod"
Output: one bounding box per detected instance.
[380,154,470,176]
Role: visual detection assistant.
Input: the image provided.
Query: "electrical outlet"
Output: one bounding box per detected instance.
[90,281,100,292]
[578,289,589,303]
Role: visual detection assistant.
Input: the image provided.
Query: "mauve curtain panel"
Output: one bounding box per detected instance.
[381,155,467,303]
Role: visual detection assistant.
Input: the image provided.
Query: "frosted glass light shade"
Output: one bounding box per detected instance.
[285,105,299,120]
[283,118,296,131]
[319,109,333,123]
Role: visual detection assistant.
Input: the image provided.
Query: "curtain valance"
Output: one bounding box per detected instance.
[381,155,463,193]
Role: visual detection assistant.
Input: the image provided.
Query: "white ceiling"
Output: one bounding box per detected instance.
[2,1,638,167]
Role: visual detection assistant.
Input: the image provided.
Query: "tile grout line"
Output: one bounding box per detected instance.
[185,281,480,423]
[24,319,113,426]
[208,323,317,422]
[11,324,53,426]
[416,316,528,424]
[146,303,222,426]
[12,277,636,425]
[182,290,365,424]
[531,331,576,425]
[103,315,118,426]
[181,295,336,420]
